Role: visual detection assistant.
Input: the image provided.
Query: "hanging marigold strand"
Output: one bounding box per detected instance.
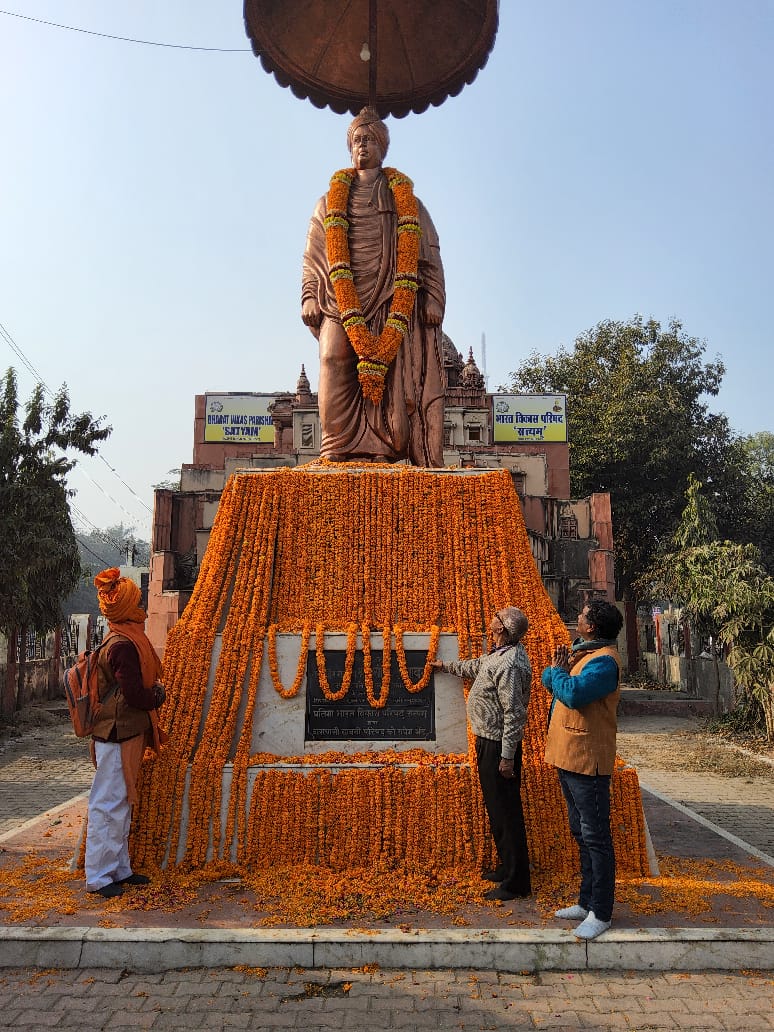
[394,623,441,692]
[268,621,312,698]
[315,622,358,702]
[362,623,392,708]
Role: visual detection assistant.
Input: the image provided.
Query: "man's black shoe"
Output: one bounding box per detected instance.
[484,885,531,902]
[89,882,125,899]
[118,873,151,886]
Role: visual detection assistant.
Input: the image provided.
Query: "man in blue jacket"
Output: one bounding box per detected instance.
[543,599,624,940]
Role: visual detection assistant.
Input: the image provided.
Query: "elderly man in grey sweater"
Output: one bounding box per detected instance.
[432,606,532,900]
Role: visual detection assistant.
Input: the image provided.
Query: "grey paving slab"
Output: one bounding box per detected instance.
[1,925,772,974]
[0,967,772,1031]
[0,714,92,836]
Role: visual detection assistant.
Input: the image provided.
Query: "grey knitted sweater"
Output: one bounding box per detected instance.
[444,642,532,760]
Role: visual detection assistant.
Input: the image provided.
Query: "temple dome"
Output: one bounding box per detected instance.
[296,364,312,401]
[460,347,485,390]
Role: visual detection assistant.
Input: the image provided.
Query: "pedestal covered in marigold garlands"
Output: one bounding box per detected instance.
[129,466,652,880]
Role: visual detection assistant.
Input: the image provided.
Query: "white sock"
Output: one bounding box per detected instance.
[573,911,612,940]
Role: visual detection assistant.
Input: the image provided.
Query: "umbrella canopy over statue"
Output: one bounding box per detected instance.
[243,0,499,117]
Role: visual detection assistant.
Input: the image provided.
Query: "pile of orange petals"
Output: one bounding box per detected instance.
[2,852,771,930]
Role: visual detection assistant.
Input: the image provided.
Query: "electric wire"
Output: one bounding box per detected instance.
[70,501,147,559]
[74,534,113,568]
[0,319,153,533]
[0,320,47,383]
[0,9,252,51]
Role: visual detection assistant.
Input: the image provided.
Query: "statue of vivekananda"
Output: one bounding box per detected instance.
[301,107,446,466]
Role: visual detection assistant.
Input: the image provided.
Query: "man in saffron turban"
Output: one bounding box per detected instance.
[85,568,166,898]
[302,106,446,466]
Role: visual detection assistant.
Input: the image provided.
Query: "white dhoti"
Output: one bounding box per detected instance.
[84,740,132,891]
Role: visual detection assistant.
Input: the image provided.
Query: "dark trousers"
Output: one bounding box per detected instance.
[475,736,531,895]
[558,768,615,922]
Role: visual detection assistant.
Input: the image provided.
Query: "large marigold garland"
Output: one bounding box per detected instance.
[315,622,358,702]
[394,624,441,692]
[361,623,392,708]
[324,167,421,405]
[129,467,651,881]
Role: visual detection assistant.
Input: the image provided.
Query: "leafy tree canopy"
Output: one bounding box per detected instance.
[731,432,774,573]
[501,316,734,596]
[640,477,774,739]
[0,367,111,636]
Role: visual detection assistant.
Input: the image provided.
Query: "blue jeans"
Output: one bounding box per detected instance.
[557,769,615,922]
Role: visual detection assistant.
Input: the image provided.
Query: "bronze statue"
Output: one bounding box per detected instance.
[302,107,446,466]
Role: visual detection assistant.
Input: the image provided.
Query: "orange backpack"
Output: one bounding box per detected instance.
[62,632,119,737]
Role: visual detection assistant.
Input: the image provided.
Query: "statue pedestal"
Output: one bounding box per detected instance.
[131,466,654,878]
[171,629,480,864]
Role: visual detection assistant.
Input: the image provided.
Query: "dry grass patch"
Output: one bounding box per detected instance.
[617,731,773,777]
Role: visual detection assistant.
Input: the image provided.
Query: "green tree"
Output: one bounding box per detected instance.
[502,316,733,597]
[672,472,718,549]
[735,432,774,574]
[0,368,111,712]
[641,479,774,741]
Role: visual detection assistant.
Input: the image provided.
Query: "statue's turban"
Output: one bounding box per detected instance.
[347,106,390,159]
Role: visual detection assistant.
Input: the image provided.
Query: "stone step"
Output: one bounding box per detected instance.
[619,688,712,717]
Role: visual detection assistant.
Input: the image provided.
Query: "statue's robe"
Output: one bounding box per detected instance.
[302,170,446,466]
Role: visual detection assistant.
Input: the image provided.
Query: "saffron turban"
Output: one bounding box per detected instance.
[94,567,145,624]
[346,106,390,159]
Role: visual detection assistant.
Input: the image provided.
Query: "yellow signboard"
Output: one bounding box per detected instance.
[204,393,275,443]
[492,394,567,443]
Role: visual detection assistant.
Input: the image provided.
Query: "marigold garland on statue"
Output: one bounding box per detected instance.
[324,168,421,405]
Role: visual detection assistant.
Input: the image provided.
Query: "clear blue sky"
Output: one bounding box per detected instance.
[1,1,772,538]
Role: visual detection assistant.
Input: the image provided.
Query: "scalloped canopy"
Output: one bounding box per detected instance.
[243,0,499,118]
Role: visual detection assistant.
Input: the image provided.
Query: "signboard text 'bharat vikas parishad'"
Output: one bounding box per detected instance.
[204,393,276,443]
[492,394,567,443]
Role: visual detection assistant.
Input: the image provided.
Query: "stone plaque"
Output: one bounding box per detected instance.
[305,649,435,742]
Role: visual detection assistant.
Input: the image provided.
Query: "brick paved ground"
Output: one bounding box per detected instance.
[0,711,92,836]
[0,965,771,1030]
[1,710,773,1024]
[617,714,774,859]
[634,770,773,858]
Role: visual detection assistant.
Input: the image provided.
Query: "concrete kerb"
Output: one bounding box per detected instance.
[0,793,88,846]
[1,924,773,973]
